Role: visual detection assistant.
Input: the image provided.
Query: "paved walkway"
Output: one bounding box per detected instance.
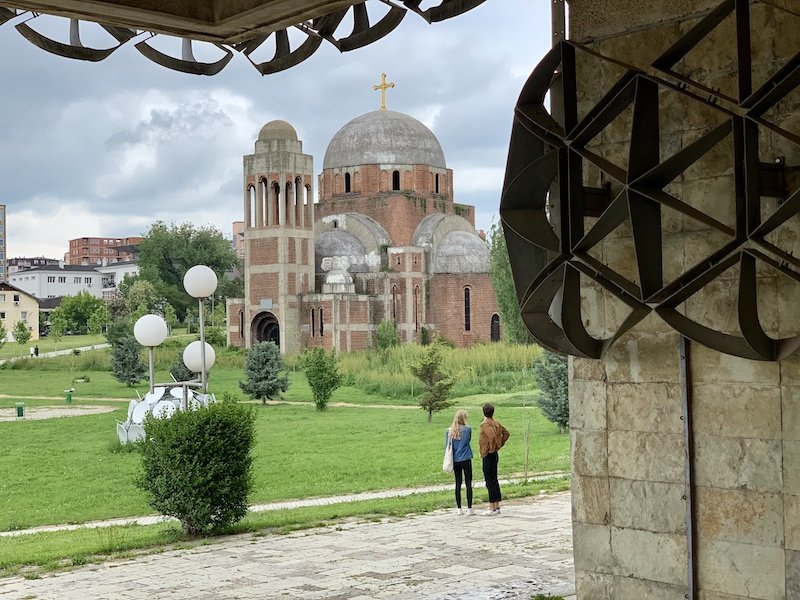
[0,493,575,600]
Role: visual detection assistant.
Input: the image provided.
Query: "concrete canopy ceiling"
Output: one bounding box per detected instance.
[0,0,360,43]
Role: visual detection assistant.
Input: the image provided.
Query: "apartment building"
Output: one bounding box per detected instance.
[8,264,101,299]
[0,205,6,282]
[0,282,39,341]
[8,257,60,275]
[65,236,142,265]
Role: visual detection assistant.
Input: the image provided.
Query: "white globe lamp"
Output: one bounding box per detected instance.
[133,314,169,347]
[134,314,169,393]
[183,341,216,373]
[183,265,218,299]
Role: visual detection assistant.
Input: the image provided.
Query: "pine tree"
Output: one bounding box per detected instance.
[111,336,147,387]
[409,341,455,422]
[533,350,569,433]
[239,341,289,404]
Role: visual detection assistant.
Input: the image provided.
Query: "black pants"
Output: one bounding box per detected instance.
[482,452,501,503]
[453,459,473,509]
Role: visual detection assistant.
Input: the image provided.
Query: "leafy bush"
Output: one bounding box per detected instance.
[533,350,569,433]
[12,321,32,346]
[204,326,226,348]
[375,320,400,351]
[409,341,455,422]
[239,341,289,404]
[111,337,147,387]
[302,347,341,411]
[105,318,133,346]
[137,399,256,535]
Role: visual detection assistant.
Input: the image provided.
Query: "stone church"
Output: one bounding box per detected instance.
[227,95,499,353]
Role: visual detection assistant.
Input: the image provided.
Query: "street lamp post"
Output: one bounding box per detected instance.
[133,314,169,394]
[183,265,218,393]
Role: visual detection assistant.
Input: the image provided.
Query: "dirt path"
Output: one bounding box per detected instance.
[0,405,115,422]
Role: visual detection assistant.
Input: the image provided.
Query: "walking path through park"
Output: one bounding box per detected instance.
[0,472,569,537]
[0,492,575,600]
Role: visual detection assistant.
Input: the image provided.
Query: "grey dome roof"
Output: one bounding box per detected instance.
[323,110,446,170]
[258,120,297,141]
[315,230,368,273]
[432,231,490,274]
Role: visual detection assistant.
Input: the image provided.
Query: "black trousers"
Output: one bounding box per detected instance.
[453,459,473,508]
[482,452,501,503]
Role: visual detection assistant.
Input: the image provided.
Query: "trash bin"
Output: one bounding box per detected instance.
[64,390,73,404]
[15,402,24,418]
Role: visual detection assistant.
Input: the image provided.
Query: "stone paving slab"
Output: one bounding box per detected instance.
[0,493,575,600]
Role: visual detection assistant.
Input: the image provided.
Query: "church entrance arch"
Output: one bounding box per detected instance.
[252,311,280,348]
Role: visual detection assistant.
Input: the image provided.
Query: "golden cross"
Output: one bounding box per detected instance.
[372,73,395,111]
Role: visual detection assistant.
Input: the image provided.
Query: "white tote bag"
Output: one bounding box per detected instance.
[442,432,454,472]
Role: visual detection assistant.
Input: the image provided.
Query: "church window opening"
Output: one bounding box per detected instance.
[311,308,316,337]
[491,314,500,342]
[392,285,398,321]
[285,181,294,226]
[239,310,244,339]
[414,286,419,332]
[319,307,324,336]
[345,173,351,193]
[435,174,440,194]
[247,185,256,228]
[333,220,338,229]
[392,170,400,191]
[396,255,401,267]
[272,182,281,225]
[295,177,303,226]
[464,287,472,332]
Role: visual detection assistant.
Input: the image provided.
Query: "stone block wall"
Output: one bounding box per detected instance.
[567,1,800,598]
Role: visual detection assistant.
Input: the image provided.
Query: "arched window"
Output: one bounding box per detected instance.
[464,287,471,332]
[239,310,244,339]
[319,307,324,336]
[435,173,440,194]
[345,173,351,193]
[247,186,256,228]
[392,170,400,191]
[311,308,316,337]
[272,182,281,225]
[491,314,500,342]
[392,285,398,321]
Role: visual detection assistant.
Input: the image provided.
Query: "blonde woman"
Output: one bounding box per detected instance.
[446,409,474,515]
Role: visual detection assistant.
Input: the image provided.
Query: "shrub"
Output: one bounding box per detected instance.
[137,399,256,536]
[204,326,226,348]
[409,341,455,422]
[302,347,341,411]
[239,341,289,404]
[105,318,133,346]
[533,350,569,433]
[375,320,400,351]
[111,337,147,387]
[420,326,432,346]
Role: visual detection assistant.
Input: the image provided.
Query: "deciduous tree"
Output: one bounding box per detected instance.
[488,222,533,344]
[12,320,32,346]
[57,292,106,334]
[302,347,341,411]
[138,221,238,320]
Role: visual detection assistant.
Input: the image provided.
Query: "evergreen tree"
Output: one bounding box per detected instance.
[239,341,289,404]
[533,350,569,433]
[409,341,455,422]
[12,320,32,346]
[111,337,147,387]
[169,353,195,383]
[302,347,341,411]
[488,222,533,344]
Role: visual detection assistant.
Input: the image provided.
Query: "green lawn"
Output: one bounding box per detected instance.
[0,334,107,360]
[0,400,569,532]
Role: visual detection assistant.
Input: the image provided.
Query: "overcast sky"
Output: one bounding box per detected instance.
[0,1,551,259]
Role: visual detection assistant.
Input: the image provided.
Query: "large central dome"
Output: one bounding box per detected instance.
[323,110,446,170]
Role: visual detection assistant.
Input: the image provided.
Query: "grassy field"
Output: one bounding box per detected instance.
[0,333,107,360]
[0,400,569,531]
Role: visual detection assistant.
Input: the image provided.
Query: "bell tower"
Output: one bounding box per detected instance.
[242,120,314,353]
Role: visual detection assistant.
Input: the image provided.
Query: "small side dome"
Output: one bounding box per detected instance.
[258,120,298,141]
[433,231,490,274]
